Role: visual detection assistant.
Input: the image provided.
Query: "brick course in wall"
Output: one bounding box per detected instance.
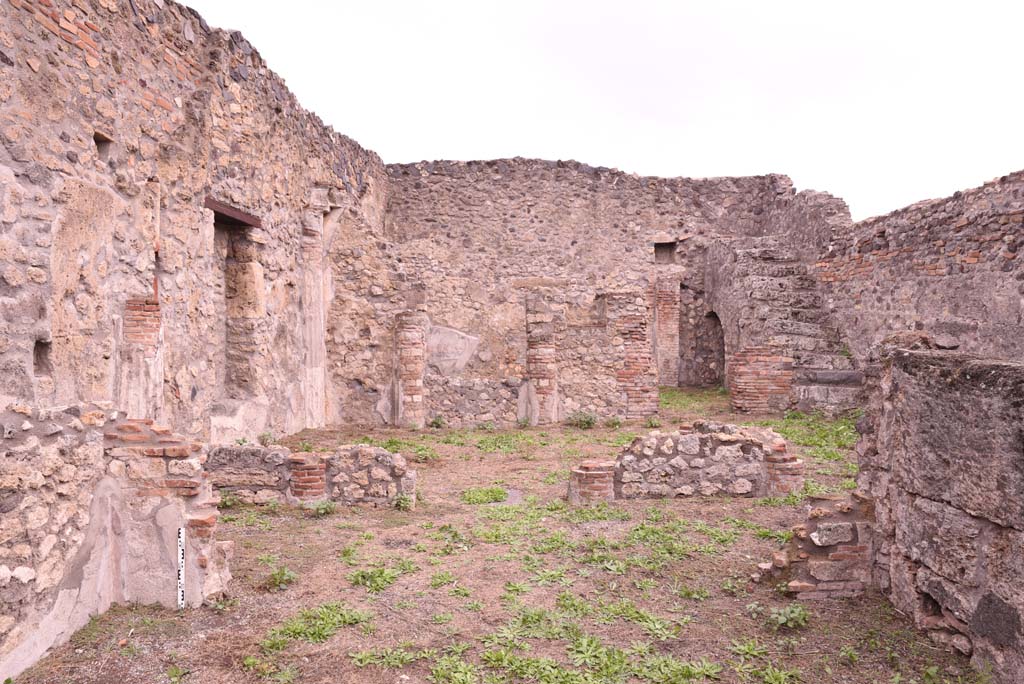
[727,347,794,413]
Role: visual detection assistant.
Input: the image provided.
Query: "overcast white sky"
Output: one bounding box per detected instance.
[186,0,1023,220]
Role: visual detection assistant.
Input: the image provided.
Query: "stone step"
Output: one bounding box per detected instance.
[792,352,856,370]
[793,368,865,387]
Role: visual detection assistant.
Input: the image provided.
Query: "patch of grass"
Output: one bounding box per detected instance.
[166,664,189,683]
[348,560,418,593]
[217,489,242,510]
[351,646,431,668]
[394,494,414,511]
[308,500,336,518]
[747,410,859,451]
[565,410,597,429]
[368,437,440,463]
[561,501,630,524]
[659,385,730,413]
[263,602,371,648]
[605,431,639,448]
[221,509,272,530]
[430,571,457,588]
[461,486,508,505]
[475,431,536,455]
[766,603,810,630]
[264,565,297,592]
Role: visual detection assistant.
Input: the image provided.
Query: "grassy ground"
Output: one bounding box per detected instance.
[14,389,982,684]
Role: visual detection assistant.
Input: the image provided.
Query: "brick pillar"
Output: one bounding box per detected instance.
[652,277,680,385]
[608,292,658,419]
[394,311,428,429]
[524,294,560,425]
[289,454,327,501]
[568,460,615,504]
[728,346,794,413]
[764,437,805,496]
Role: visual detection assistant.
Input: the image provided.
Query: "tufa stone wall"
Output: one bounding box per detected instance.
[614,421,803,499]
[0,403,230,679]
[856,350,1024,682]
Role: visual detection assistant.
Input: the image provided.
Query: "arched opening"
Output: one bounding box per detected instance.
[695,311,725,387]
[680,309,725,388]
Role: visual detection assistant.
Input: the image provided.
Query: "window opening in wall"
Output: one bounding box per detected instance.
[654,241,677,264]
[93,131,113,161]
[33,339,53,377]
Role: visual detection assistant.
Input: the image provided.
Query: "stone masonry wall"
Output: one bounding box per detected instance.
[0,403,230,679]
[760,493,875,601]
[206,443,416,509]
[382,161,831,423]
[0,0,389,441]
[614,421,803,499]
[707,237,862,413]
[815,172,1024,363]
[858,350,1024,682]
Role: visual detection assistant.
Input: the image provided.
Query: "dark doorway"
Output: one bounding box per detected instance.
[693,312,726,386]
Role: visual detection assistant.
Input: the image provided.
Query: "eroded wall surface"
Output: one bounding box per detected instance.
[816,172,1024,361]
[0,404,229,679]
[859,350,1024,681]
[0,0,388,441]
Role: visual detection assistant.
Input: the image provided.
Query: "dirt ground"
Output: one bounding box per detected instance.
[15,389,981,684]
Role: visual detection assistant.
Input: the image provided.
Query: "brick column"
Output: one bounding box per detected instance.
[394,311,428,429]
[728,346,794,413]
[568,460,615,504]
[289,454,327,501]
[524,294,559,425]
[764,437,805,496]
[608,292,658,419]
[652,277,680,385]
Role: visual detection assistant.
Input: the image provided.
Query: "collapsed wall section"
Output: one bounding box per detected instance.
[614,421,803,499]
[207,443,416,508]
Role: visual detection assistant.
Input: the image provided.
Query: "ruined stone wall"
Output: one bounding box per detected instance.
[0,404,229,679]
[705,237,861,413]
[614,421,803,499]
[381,160,804,423]
[206,443,416,508]
[816,172,1024,362]
[858,350,1024,681]
[516,285,658,425]
[0,0,389,441]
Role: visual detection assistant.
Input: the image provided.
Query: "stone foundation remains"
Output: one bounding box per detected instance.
[613,421,804,499]
[207,443,416,509]
[760,493,874,600]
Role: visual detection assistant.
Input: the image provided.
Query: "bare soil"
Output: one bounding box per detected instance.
[15,394,979,684]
